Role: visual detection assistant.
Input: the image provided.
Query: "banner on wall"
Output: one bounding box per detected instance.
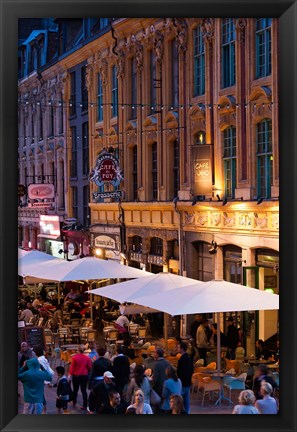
[191,145,213,196]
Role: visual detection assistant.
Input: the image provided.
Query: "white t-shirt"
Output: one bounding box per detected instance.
[115,315,130,328]
[127,403,153,414]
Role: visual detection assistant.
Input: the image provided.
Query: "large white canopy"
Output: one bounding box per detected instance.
[87,272,203,303]
[18,249,60,277]
[20,256,152,282]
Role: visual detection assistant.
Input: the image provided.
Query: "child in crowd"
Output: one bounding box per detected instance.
[56,366,70,414]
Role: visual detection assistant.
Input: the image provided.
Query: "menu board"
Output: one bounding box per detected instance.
[24,326,45,350]
[18,327,25,345]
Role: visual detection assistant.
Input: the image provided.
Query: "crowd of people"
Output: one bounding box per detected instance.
[18,337,279,415]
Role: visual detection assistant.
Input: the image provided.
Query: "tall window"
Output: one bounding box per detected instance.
[150,51,157,111]
[50,161,56,189]
[111,65,118,118]
[222,18,236,88]
[256,18,272,78]
[256,119,272,198]
[70,126,77,177]
[82,122,89,176]
[152,142,158,200]
[223,126,237,198]
[173,139,180,198]
[172,39,179,107]
[70,71,76,116]
[31,112,34,143]
[83,185,90,226]
[72,186,78,220]
[150,237,163,256]
[39,108,43,141]
[132,145,138,200]
[59,94,63,134]
[49,104,54,137]
[97,73,103,121]
[81,66,88,112]
[193,26,205,96]
[59,160,65,208]
[130,57,137,119]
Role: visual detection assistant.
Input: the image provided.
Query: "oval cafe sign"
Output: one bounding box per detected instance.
[89,150,124,201]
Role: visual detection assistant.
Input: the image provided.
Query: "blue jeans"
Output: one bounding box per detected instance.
[23,402,43,414]
[181,386,191,414]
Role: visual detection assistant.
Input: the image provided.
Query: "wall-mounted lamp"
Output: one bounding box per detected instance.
[257,197,263,205]
[222,198,228,206]
[216,194,221,201]
[209,240,218,255]
[192,195,205,205]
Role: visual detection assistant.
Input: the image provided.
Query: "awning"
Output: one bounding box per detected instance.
[37,234,61,240]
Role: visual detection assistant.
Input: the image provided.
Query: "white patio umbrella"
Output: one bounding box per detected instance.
[87,272,203,346]
[119,304,159,315]
[21,256,153,282]
[88,277,279,371]
[18,248,30,258]
[18,249,61,278]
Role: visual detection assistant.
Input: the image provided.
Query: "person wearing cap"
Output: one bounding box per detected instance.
[69,344,92,410]
[88,371,117,414]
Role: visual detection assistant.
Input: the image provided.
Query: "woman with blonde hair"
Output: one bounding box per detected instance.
[126,389,153,414]
[232,390,259,414]
[104,344,117,363]
[169,395,187,414]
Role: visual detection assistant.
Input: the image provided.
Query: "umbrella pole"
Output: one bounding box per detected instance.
[90,282,93,324]
[164,313,168,353]
[217,313,221,372]
[57,282,60,305]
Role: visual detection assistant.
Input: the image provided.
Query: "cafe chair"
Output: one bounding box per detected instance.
[198,376,221,406]
[135,326,147,342]
[223,373,247,404]
[128,323,140,339]
[44,329,55,353]
[225,358,243,375]
[57,327,72,345]
[104,329,118,346]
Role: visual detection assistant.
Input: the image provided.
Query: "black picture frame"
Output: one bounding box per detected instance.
[1,1,296,431]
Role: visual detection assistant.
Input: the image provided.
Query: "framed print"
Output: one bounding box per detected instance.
[1,0,297,432]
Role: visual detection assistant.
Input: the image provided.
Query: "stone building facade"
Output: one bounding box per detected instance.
[18,18,279,349]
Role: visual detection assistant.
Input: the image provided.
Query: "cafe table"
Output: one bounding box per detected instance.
[206,371,234,406]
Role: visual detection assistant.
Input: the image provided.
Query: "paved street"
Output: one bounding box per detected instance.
[18,375,234,415]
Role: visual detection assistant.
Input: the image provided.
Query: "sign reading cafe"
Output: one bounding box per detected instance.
[89,150,124,202]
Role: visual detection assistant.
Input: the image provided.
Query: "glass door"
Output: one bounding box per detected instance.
[242,266,259,356]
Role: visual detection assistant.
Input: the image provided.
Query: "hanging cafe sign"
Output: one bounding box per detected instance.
[89,150,124,202]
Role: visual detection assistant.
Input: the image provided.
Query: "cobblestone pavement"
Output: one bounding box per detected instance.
[18,374,234,415]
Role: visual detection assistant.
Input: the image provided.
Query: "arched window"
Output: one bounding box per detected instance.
[255,18,272,78]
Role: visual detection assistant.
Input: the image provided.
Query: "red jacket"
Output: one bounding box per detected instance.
[69,353,92,376]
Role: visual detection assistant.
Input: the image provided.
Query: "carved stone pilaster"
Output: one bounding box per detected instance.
[153,30,164,65]
[135,40,144,72]
[86,63,93,90]
[173,19,188,53]
[116,49,125,79]
[236,18,247,42]
[94,52,108,86]
[201,18,215,53]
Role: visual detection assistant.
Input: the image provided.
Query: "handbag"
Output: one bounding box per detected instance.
[150,388,161,406]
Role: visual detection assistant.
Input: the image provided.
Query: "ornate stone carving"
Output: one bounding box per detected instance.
[153,30,164,65]
[211,213,221,226]
[116,48,125,79]
[85,63,93,90]
[254,213,268,229]
[135,40,144,72]
[238,213,251,227]
[94,52,108,85]
[197,213,208,226]
[236,18,247,42]
[201,18,215,43]
[223,212,236,227]
[173,19,188,53]
[185,212,195,225]
[271,214,279,230]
